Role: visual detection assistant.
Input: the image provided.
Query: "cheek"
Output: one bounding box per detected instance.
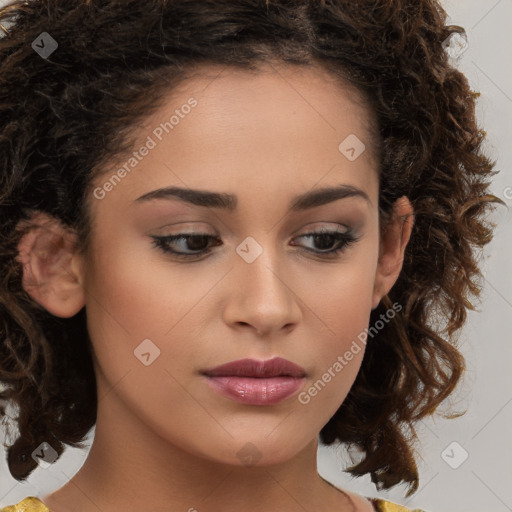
[84,230,183,334]
[81,240,166,377]
[299,237,378,402]
[315,238,379,340]
[82,231,211,390]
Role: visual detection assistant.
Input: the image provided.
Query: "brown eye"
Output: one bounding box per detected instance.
[151,233,221,259]
[290,229,360,258]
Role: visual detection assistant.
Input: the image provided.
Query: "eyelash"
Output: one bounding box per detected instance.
[150,229,360,261]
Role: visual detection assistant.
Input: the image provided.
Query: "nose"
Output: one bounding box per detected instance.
[222,244,302,337]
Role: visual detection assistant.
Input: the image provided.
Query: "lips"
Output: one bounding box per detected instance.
[201,357,306,378]
[201,357,307,405]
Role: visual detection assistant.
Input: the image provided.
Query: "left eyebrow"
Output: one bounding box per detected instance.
[133,184,372,210]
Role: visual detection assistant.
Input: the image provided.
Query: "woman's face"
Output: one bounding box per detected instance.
[82,62,385,465]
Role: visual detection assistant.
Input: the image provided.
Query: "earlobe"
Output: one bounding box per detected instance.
[372,196,414,310]
[15,211,86,318]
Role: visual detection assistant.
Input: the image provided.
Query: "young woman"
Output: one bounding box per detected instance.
[0,1,504,511]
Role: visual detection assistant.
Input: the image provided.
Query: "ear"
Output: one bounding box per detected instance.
[15,211,85,318]
[372,196,414,310]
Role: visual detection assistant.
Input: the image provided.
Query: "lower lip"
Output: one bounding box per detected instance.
[203,375,306,405]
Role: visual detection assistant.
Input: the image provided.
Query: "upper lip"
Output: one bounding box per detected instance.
[201,357,306,378]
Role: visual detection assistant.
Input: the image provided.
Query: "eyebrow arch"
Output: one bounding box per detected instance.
[134,184,371,211]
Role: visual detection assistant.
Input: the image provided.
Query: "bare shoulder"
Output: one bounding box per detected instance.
[342,489,378,512]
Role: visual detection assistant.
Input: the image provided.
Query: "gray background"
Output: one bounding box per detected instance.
[1,1,511,511]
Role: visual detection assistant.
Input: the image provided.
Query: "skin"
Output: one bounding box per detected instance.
[17,62,413,512]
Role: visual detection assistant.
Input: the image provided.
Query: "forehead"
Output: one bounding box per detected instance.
[149,61,377,154]
[89,61,379,217]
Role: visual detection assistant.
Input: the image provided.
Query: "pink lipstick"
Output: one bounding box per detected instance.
[201,357,306,405]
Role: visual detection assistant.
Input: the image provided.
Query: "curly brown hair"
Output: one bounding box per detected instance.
[0,0,505,496]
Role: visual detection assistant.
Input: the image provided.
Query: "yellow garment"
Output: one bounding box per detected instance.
[0,495,428,511]
[370,498,429,512]
[0,497,50,512]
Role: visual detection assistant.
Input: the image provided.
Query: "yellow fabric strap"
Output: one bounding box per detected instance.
[373,497,428,512]
[1,495,429,512]
[0,497,50,512]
